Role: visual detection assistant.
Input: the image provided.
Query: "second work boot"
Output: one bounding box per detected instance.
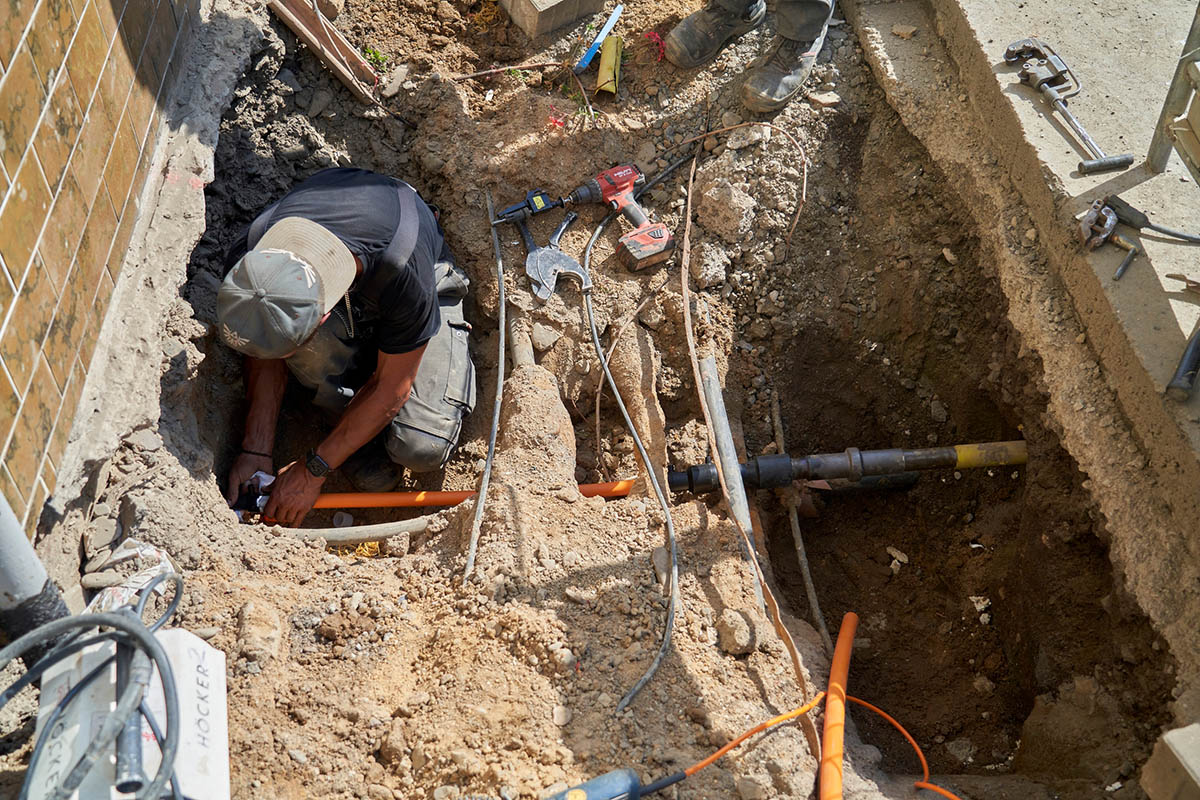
[665,0,766,69]
[340,439,404,493]
[740,32,825,113]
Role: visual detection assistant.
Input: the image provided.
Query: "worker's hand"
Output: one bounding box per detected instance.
[225,452,274,507]
[264,460,325,527]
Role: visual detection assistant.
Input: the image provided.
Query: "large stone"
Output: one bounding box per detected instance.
[237,601,283,662]
[499,0,606,39]
[735,775,769,800]
[316,0,344,19]
[697,180,756,243]
[379,718,409,765]
[690,242,730,289]
[716,608,754,655]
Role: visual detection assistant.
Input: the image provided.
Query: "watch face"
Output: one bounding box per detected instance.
[307,451,329,477]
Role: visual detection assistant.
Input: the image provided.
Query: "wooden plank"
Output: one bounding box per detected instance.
[267,0,378,104]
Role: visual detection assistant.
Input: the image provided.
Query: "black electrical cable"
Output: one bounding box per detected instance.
[578,152,694,711]
[135,572,184,632]
[0,585,183,800]
[1147,221,1200,243]
[18,655,117,800]
[140,702,184,800]
[0,631,123,704]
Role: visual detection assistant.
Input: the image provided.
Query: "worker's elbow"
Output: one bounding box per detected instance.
[386,388,411,417]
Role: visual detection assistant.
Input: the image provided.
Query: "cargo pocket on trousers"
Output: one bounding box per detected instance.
[445,320,476,413]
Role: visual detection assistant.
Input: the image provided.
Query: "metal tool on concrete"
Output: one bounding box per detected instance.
[1105,194,1200,244]
[564,165,676,270]
[1167,326,1200,402]
[668,440,1028,494]
[1004,38,1134,175]
[1148,4,1200,181]
[514,212,593,301]
[1078,199,1141,280]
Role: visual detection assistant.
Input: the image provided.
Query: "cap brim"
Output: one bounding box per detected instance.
[257,217,356,314]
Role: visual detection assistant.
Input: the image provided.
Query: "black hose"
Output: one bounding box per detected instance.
[1,631,122,704]
[0,591,183,800]
[583,293,680,712]
[135,572,184,632]
[464,192,507,579]
[1147,222,1200,243]
[140,702,184,800]
[19,655,117,800]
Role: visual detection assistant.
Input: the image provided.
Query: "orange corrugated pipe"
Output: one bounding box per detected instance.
[312,480,635,509]
[819,612,859,800]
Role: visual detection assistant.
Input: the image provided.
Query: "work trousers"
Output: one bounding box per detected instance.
[721,0,834,42]
[285,255,477,473]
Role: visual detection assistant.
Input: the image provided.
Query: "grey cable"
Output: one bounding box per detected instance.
[576,153,693,711]
[463,191,507,579]
[583,292,680,712]
[770,392,833,653]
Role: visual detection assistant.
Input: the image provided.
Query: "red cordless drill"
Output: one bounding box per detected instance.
[564,165,676,270]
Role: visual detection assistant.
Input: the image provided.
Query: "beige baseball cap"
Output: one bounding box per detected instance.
[217,217,356,359]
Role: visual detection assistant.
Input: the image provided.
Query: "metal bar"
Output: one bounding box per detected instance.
[698,356,765,612]
[770,393,833,653]
[1149,2,1200,171]
[1053,98,1106,159]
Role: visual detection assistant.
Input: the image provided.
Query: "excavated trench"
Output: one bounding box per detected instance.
[738,112,1177,796]
[147,10,1179,798]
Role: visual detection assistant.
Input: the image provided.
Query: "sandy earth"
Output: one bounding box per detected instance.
[2,0,1192,799]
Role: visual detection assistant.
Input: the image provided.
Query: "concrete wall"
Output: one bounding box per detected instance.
[0,0,196,534]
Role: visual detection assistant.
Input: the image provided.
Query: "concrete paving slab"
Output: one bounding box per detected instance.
[1142,723,1200,800]
[925,0,1200,456]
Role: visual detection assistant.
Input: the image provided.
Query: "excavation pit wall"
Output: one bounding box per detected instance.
[21,1,1183,799]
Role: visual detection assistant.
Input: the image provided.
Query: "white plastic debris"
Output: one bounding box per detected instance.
[84,539,181,613]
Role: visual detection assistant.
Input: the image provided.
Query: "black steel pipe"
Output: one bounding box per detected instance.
[669,442,1027,494]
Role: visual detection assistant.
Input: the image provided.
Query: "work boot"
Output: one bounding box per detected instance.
[340,440,403,493]
[740,32,825,113]
[665,0,766,69]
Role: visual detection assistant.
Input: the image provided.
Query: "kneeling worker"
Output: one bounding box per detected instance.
[217,167,476,527]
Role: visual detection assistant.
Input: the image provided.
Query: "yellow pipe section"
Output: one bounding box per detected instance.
[595,36,622,95]
[954,440,1028,469]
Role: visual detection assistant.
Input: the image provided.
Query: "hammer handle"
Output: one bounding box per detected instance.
[1167,327,1200,402]
[1079,154,1135,174]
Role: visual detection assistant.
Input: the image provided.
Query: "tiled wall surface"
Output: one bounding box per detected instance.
[0,0,196,534]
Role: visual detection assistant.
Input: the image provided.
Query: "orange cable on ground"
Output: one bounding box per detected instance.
[312,480,634,509]
[846,696,965,800]
[819,612,858,800]
[684,692,826,778]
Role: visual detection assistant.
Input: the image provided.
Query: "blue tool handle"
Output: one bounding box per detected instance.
[542,769,642,800]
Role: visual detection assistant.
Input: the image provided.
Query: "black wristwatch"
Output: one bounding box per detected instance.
[305,449,331,478]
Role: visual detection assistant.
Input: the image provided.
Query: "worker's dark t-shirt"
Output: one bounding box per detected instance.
[223,168,441,355]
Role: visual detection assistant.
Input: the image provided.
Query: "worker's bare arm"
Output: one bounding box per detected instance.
[265,345,427,526]
[225,357,287,505]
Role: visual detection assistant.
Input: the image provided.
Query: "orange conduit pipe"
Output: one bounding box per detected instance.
[819,612,859,800]
[312,479,635,509]
[845,696,965,800]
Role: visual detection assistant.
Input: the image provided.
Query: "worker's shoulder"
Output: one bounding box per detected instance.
[296,166,400,190]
